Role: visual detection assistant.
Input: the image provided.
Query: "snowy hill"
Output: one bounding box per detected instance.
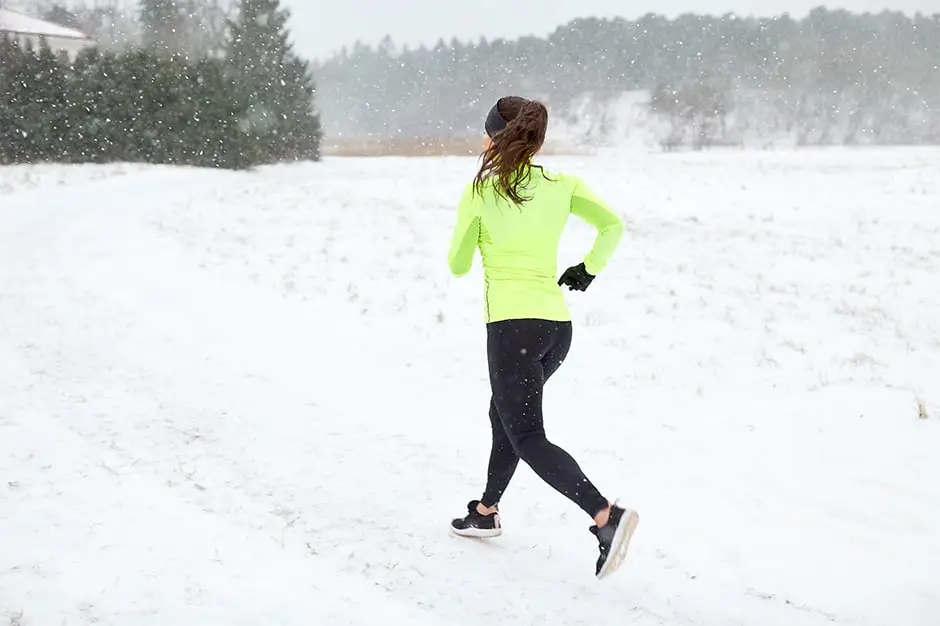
[1,149,939,626]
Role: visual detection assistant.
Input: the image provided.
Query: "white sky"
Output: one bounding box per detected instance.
[282,0,937,61]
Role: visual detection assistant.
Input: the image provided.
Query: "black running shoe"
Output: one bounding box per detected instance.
[589,503,639,579]
[450,500,502,538]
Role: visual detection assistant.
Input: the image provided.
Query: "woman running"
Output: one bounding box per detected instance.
[446,95,639,580]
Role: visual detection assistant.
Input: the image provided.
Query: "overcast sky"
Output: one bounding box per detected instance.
[283,0,936,61]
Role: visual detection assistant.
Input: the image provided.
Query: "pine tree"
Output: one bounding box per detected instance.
[67,47,139,163]
[0,35,32,164]
[226,0,322,163]
[0,37,68,164]
[29,40,72,161]
[190,56,255,168]
[0,25,252,169]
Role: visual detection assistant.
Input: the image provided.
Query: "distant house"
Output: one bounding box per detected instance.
[0,8,95,61]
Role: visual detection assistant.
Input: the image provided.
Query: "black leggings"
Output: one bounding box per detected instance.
[480,318,609,518]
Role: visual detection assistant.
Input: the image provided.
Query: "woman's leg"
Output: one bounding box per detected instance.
[479,320,576,510]
[479,396,519,509]
[454,319,639,579]
[450,398,513,537]
[487,319,609,519]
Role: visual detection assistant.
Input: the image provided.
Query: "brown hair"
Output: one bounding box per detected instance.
[473,96,549,205]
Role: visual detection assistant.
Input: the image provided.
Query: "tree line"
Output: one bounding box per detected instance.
[5,3,938,157]
[313,8,940,148]
[1,0,321,168]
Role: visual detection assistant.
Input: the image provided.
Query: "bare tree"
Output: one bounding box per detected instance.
[140,0,235,59]
[650,77,732,151]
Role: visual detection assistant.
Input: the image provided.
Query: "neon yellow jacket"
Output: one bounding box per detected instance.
[448,166,624,323]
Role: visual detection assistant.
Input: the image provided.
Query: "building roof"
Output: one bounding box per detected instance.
[0,9,91,41]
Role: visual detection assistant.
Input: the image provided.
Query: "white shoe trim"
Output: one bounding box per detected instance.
[597,508,639,580]
[450,525,503,538]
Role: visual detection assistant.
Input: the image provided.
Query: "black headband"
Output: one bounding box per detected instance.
[485,101,508,137]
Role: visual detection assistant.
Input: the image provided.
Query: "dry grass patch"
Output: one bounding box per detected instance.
[917,394,930,419]
[321,135,594,157]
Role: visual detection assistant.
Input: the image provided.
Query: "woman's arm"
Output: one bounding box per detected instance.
[448,185,481,276]
[569,176,624,276]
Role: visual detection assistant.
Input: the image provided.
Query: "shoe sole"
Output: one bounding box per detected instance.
[597,509,639,580]
[450,525,502,538]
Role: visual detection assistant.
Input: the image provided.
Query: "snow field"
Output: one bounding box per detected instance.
[1,148,939,626]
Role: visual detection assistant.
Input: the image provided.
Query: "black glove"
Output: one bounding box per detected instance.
[558,262,595,291]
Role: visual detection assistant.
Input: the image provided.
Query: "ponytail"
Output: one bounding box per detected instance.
[473,97,549,205]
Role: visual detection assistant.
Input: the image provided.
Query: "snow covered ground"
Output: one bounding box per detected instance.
[1,148,939,626]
